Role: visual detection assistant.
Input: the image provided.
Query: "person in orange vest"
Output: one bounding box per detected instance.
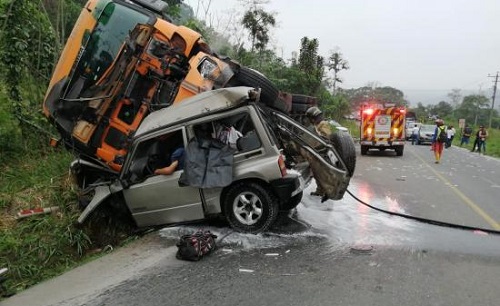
[431,119,446,164]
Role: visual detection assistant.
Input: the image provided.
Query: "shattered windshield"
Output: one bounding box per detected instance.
[67,2,151,97]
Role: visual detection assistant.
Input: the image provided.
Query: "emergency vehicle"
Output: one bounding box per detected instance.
[359,103,406,156]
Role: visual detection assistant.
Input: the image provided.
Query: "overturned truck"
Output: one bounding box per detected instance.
[43,0,355,233]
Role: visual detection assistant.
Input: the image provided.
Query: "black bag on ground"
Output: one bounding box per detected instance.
[176,230,217,261]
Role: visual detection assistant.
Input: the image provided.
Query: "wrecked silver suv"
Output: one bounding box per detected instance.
[71,87,352,233]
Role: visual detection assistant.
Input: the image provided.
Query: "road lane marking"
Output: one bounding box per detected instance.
[411,150,500,230]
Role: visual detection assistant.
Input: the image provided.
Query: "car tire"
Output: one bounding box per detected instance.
[281,191,303,211]
[395,146,404,156]
[329,132,356,176]
[360,145,369,156]
[223,181,279,233]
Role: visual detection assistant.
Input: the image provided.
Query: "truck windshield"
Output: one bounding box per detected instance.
[68,2,151,97]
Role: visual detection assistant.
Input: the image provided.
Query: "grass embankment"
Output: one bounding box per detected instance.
[0,148,92,296]
[1,96,128,297]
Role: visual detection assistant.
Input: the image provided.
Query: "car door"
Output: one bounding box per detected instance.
[268,111,352,201]
[121,128,205,228]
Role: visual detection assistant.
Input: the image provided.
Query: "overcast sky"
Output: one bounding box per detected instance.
[185,0,500,106]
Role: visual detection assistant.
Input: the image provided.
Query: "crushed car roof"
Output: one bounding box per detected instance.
[135,86,257,137]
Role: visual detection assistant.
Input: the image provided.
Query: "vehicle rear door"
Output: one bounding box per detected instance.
[266,110,351,200]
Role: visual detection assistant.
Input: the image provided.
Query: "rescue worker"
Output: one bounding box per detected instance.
[305,106,332,197]
[431,119,446,164]
[305,106,332,139]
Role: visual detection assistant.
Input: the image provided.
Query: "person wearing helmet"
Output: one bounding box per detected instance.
[305,106,332,139]
[305,106,333,197]
[431,119,446,164]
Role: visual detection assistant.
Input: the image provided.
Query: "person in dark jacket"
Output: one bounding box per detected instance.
[460,124,472,146]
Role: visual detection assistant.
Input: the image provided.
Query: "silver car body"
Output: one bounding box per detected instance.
[418,124,436,144]
[76,87,351,230]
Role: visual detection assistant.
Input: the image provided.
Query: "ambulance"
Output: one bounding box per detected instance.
[359,103,406,156]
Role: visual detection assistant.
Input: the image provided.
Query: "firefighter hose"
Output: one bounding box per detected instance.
[346,189,500,236]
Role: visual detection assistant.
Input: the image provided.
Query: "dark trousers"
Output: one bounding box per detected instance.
[471,138,479,152]
[460,136,470,146]
[411,134,419,145]
[477,140,486,153]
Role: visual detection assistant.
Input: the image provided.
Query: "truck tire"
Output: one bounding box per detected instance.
[395,146,404,156]
[291,103,310,114]
[229,67,287,112]
[330,132,356,176]
[361,145,369,156]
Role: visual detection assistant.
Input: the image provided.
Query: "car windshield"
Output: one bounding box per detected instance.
[420,125,435,132]
[66,2,151,97]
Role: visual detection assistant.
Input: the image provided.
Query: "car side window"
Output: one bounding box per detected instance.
[126,129,185,183]
[189,111,261,153]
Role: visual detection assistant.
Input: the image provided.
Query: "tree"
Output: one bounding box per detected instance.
[411,102,429,122]
[320,90,351,121]
[0,0,56,105]
[326,50,349,95]
[344,85,408,111]
[456,94,490,126]
[241,7,275,53]
[294,36,324,95]
[428,101,453,119]
[447,88,462,109]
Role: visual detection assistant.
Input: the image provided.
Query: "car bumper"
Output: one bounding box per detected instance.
[270,173,305,202]
[360,140,405,146]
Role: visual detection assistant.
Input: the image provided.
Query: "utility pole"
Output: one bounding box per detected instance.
[488,72,499,128]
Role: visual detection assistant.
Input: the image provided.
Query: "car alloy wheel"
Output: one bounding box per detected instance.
[223,182,279,233]
[233,191,263,225]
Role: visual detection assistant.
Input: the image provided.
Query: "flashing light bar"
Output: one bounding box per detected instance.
[363,109,374,115]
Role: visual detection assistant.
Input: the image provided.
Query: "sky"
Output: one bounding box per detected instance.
[184,0,500,106]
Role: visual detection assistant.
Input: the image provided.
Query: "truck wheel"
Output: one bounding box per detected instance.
[330,132,356,176]
[281,191,303,211]
[228,67,287,113]
[223,182,279,233]
[361,145,369,156]
[395,146,404,156]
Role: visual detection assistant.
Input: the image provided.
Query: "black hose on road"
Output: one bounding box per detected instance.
[346,189,500,236]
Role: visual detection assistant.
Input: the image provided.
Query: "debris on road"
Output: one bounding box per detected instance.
[16,206,59,220]
[238,268,255,273]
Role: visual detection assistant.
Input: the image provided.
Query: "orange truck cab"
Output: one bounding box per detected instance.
[359,103,406,156]
[43,0,236,171]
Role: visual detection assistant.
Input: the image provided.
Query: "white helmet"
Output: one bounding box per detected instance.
[306,106,322,118]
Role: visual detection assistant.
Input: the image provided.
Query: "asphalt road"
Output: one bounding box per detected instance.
[3,144,500,306]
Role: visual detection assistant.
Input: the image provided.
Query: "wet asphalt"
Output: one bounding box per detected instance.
[3,144,500,306]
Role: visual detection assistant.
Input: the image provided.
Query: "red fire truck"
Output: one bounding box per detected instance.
[359,103,406,156]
